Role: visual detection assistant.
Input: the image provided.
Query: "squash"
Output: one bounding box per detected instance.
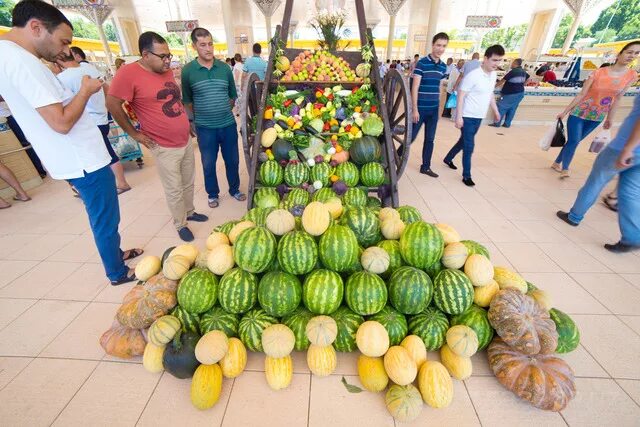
[305,315,338,346]
[357,355,389,392]
[190,363,223,410]
[324,197,344,220]
[488,337,576,411]
[116,274,178,329]
[163,330,201,379]
[265,209,296,236]
[261,324,295,358]
[265,355,293,390]
[400,335,427,369]
[440,343,472,380]
[135,256,162,281]
[219,337,247,378]
[493,266,527,293]
[306,344,337,376]
[385,384,423,423]
[473,280,499,307]
[143,342,165,373]
[441,242,469,269]
[383,346,418,386]
[356,320,390,357]
[261,127,278,148]
[360,246,390,274]
[434,223,461,244]
[148,315,181,346]
[170,244,199,264]
[229,220,255,244]
[206,244,235,275]
[380,218,405,240]
[378,207,400,222]
[446,325,479,357]
[162,255,192,280]
[301,202,331,236]
[206,231,229,250]
[488,289,558,355]
[99,319,146,359]
[528,288,552,311]
[417,360,453,408]
[195,330,229,365]
[464,254,493,287]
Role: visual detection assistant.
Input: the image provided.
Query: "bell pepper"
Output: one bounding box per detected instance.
[350,126,360,136]
[370,105,377,113]
[335,145,343,152]
[315,91,323,99]
[323,122,331,131]
[331,135,338,142]
[284,99,293,108]
[330,175,339,183]
[264,108,273,120]
[354,106,362,113]
[313,108,321,117]
[287,117,295,127]
[344,124,352,132]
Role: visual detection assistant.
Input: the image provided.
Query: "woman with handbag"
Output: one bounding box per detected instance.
[552,41,639,178]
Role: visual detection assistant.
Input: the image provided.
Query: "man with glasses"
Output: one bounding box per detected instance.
[107,32,208,242]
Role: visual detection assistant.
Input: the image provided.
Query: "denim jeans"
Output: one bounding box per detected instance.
[196,124,240,199]
[67,166,127,281]
[444,117,482,179]
[410,108,439,169]
[494,92,525,127]
[569,146,640,245]
[555,115,601,170]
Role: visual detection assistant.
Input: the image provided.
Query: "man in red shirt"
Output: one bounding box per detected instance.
[107,32,208,242]
[543,67,557,84]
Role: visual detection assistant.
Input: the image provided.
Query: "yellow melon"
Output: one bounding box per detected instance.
[383,346,418,386]
[493,266,527,293]
[357,355,389,392]
[441,242,469,269]
[400,335,427,369]
[356,321,390,357]
[473,280,500,307]
[434,223,461,244]
[206,231,229,250]
[464,254,494,287]
[228,220,255,244]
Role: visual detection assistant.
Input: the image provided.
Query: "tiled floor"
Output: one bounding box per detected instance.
[1,120,639,426]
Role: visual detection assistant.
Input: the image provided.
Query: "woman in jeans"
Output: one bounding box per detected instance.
[552,41,639,178]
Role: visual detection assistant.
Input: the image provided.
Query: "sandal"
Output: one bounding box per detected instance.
[110,268,136,286]
[123,248,144,261]
[208,198,220,208]
[13,195,31,202]
[232,192,247,202]
[117,187,132,195]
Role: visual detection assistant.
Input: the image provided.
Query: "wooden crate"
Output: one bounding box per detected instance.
[0,128,42,197]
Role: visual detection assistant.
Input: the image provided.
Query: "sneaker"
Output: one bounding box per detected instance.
[462,178,475,187]
[551,163,562,173]
[560,170,571,179]
[488,123,501,127]
[178,227,194,242]
[187,212,209,222]
[604,241,639,253]
[420,166,439,178]
[444,160,457,170]
[556,211,578,226]
[502,124,510,128]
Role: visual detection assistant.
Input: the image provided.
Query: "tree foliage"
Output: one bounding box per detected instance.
[591,0,640,40]
[0,0,15,27]
[551,14,591,49]
[481,24,528,51]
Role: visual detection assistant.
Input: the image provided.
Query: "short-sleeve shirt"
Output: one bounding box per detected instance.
[542,70,557,83]
[501,67,530,95]
[459,67,497,119]
[0,40,110,179]
[109,62,190,148]
[243,55,267,81]
[57,63,109,126]
[462,59,480,76]
[413,54,447,111]
[607,95,640,155]
[181,59,237,130]
[571,67,637,122]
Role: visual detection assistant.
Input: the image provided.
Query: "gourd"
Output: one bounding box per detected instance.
[357,355,389,392]
[195,330,229,365]
[206,231,229,250]
[378,207,400,222]
[190,363,223,410]
[148,315,181,346]
[163,255,192,280]
[446,325,479,357]
[383,346,418,386]
[265,355,293,390]
[473,280,499,307]
[265,209,296,236]
[440,343,472,380]
[219,337,247,378]
[261,127,278,148]
[464,254,494,287]
[162,330,201,379]
[99,319,146,358]
[385,384,423,423]
[441,242,469,269]
[306,344,337,376]
[261,324,295,358]
[170,244,199,264]
[143,342,165,373]
[417,360,454,408]
[434,223,461,244]
[301,201,331,236]
[400,335,427,369]
[207,244,235,275]
[380,218,405,240]
[135,256,162,281]
[360,247,390,274]
[305,315,338,346]
[116,274,178,329]
[356,321,390,357]
[228,220,255,244]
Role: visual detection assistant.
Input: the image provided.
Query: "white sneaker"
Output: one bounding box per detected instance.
[551,163,562,173]
[560,170,570,179]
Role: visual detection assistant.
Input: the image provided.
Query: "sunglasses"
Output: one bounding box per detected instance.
[148,51,173,61]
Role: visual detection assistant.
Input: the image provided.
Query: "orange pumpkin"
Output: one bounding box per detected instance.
[116,273,178,329]
[99,319,146,358]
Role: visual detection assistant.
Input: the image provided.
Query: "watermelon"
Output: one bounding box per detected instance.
[233,226,276,273]
[282,306,315,351]
[349,135,381,165]
[399,221,444,269]
[310,162,332,186]
[319,224,359,272]
[368,305,408,346]
[336,162,359,187]
[549,308,580,353]
[312,187,337,202]
[287,188,310,206]
[342,187,368,207]
[176,268,218,314]
[396,206,422,224]
[200,306,239,337]
[408,306,449,351]
[367,196,382,209]
[215,220,238,236]
[424,261,445,281]
[461,240,490,260]
[284,161,309,186]
[345,271,387,316]
[433,269,474,315]
[243,207,274,227]
[344,246,364,275]
[450,304,494,351]
[376,240,405,276]
[253,188,280,209]
[277,230,318,275]
[341,207,381,248]
[330,306,365,352]
[218,268,258,314]
[271,139,294,162]
[238,308,278,352]
[259,160,284,186]
[171,305,200,334]
[388,266,434,315]
[302,269,344,314]
[360,162,385,187]
[257,271,302,317]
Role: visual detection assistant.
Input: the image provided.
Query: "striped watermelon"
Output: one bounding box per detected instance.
[424,261,445,281]
[549,308,580,353]
[257,271,302,317]
[200,306,239,337]
[282,306,315,351]
[233,226,276,273]
[396,206,422,224]
[433,269,474,315]
[344,246,364,275]
[302,269,344,314]
[287,188,311,206]
[341,207,381,248]
[218,268,258,314]
[310,162,332,186]
[388,266,433,315]
[277,230,318,275]
[284,161,309,186]
[368,305,408,346]
[312,187,337,203]
[177,268,218,314]
[319,224,359,272]
[259,160,284,186]
[376,240,405,276]
[450,304,494,351]
[399,221,444,269]
[214,220,238,236]
[243,207,274,227]
[345,271,387,316]
[360,162,385,187]
[349,135,381,165]
[238,308,278,352]
[408,306,449,351]
[336,162,359,187]
[253,188,280,208]
[342,187,367,207]
[171,305,200,334]
[367,197,382,209]
[461,240,490,260]
[331,306,365,352]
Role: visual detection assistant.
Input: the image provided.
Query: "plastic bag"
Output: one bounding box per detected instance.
[550,119,566,148]
[589,129,610,153]
[539,123,557,151]
[445,92,457,109]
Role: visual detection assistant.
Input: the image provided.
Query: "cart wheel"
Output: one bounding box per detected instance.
[240,73,261,173]
[383,69,412,179]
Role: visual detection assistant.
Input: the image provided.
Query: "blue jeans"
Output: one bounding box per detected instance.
[494,92,525,127]
[555,115,601,170]
[411,108,439,169]
[569,146,640,245]
[196,124,240,199]
[67,166,127,281]
[444,117,482,179]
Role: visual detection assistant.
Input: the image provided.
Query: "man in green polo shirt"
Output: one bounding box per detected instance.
[182,27,246,208]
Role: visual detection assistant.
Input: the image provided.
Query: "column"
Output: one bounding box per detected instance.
[425,0,440,52]
[222,0,235,57]
[561,13,581,55]
[386,15,395,61]
[265,15,272,42]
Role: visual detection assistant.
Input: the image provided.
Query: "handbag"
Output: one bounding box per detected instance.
[589,129,610,153]
[445,92,457,109]
[550,119,566,148]
[538,122,556,151]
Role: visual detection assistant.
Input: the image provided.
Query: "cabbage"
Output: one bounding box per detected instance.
[309,118,324,133]
[362,116,384,137]
[301,136,326,160]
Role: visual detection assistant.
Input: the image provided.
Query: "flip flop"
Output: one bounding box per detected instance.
[232,192,247,202]
[0,204,11,209]
[13,195,31,202]
[208,198,220,208]
[123,248,144,261]
[117,187,132,195]
[110,269,137,286]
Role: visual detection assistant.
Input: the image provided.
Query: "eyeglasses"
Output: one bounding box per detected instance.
[148,51,173,61]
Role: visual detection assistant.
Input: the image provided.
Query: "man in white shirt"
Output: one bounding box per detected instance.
[0,0,142,285]
[443,45,504,187]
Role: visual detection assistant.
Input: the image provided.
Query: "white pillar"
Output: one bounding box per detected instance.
[265,15,272,42]
[562,13,581,55]
[425,0,440,52]
[386,15,395,61]
[222,0,235,56]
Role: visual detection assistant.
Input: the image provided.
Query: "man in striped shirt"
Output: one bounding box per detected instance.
[410,32,449,177]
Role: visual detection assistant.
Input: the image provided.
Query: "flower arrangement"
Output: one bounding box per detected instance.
[309,8,351,52]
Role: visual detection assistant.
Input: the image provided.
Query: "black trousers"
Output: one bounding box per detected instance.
[6,115,46,176]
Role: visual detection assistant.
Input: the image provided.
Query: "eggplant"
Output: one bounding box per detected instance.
[304,125,319,135]
[162,330,201,379]
[276,119,289,130]
[293,129,307,137]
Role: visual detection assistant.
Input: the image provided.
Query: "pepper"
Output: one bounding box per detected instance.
[284,99,293,108]
[315,91,323,99]
[323,122,331,131]
[264,109,273,120]
[344,124,352,132]
[354,106,362,113]
[370,105,377,113]
[328,93,334,100]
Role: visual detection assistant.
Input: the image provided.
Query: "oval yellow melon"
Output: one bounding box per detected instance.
[417,360,454,408]
[142,342,165,373]
[379,207,400,222]
[229,220,255,244]
[190,363,223,410]
[440,343,472,380]
[306,315,338,346]
[464,254,494,287]
[206,231,229,250]
[385,384,423,423]
[307,344,337,376]
[265,355,293,390]
[361,246,390,274]
[383,346,418,386]
[380,218,405,240]
[357,355,389,392]
[473,280,500,307]
[441,242,469,269]
[324,197,344,220]
[162,255,191,280]
[301,202,331,236]
[445,325,478,357]
[219,337,247,378]
[207,244,235,275]
[434,223,461,244]
[265,209,296,236]
[400,335,427,369]
[195,330,229,365]
[493,266,528,293]
[170,244,199,264]
[135,255,162,281]
[261,324,295,358]
[356,321,390,357]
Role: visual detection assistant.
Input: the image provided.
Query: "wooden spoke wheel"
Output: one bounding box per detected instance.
[382,69,412,179]
[240,73,261,172]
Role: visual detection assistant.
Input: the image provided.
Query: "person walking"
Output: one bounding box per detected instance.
[442,59,464,119]
[0,161,31,209]
[552,41,639,178]
[0,0,142,284]
[453,52,480,91]
[443,45,505,187]
[182,27,246,209]
[444,57,454,77]
[107,31,208,242]
[490,58,529,128]
[557,94,640,253]
[243,43,267,82]
[232,53,243,115]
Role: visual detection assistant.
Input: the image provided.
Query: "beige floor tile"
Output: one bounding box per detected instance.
[622,274,640,290]
[0,261,81,299]
[0,356,32,389]
[618,316,640,335]
[53,361,161,427]
[524,272,609,315]
[47,212,91,235]
[45,263,110,301]
[222,371,310,427]
[537,242,611,273]
[92,280,138,304]
[512,220,571,243]
[474,218,530,243]
[0,260,39,289]
[141,236,184,258]
[573,273,640,315]
[438,217,489,243]
[0,358,98,426]
[558,344,610,378]
[0,234,40,259]
[579,243,640,274]
[5,233,78,261]
[616,379,640,406]
[494,242,562,273]
[477,242,515,270]
[47,234,98,263]
[0,298,38,330]
[470,350,492,376]
[123,214,171,237]
[400,380,481,426]
[334,351,359,376]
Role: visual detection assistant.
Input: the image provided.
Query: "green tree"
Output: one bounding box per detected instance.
[70,17,117,42]
[551,14,591,49]
[591,0,640,40]
[481,24,528,50]
[0,0,15,27]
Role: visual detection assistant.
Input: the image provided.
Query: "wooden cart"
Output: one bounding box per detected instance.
[240,0,412,209]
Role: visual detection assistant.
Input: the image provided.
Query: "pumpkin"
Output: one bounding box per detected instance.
[434,223,461,244]
[383,346,418,386]
[301,201,331,236]
[206,232,229,250]
[99,319,146,359]
[488,337,576,411]
[400,335,427,369]
[357,355,389,392]
[261,127,278,148]
[195,330,229,365]
[163,330,201,379]
[441,242,469,269]
[163,255,191,280]
[493,266,527,293]
[356,321,390,357]
[528,288,552,311]
[116,273,178,329]
[307,344,337,376]
[446,325,479,357]
[385,384,423,423]
[417,360,453,408]
[219,337,247,378]
[143,342,165,373]
[190,363,223,410]
[265,209,296,236]
[265,355,293,390]
[261,324,295,358]
[473,280,499,307]
[380,218,405,240]
[488,289,558,355]
[305,315,338,346]
[464,254,493,287]
[324,197,344,219]
[379,207,400,222]
[206,244,235,275]
[360,246,390,274]
[170,244,199,264]
[135,255,162,281]
[148,315,181,346]
[331,150,349,164]
[440,343,472,380]
[229,220,255,244]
